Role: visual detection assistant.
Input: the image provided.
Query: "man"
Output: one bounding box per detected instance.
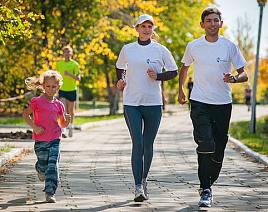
[56,46,80,138]
[178,7,248,208]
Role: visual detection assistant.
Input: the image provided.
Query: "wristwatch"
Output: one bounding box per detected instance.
[232,75,237,83]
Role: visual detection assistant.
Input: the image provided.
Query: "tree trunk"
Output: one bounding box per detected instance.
[104,55,119,115]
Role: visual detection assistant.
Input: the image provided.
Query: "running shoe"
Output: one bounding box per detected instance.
[142,179,149,200]
[134,186,146,202]
[198,188,213,207]
[45,192,56,203]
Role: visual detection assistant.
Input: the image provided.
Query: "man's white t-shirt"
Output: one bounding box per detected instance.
[182,35,247,105]
[116,41,178,106]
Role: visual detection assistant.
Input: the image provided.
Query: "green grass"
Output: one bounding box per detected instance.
[0,114,124,126]
[77,101,109,111]
[229,115,268,156]
[73,114,124,125]
[0,144,16,156]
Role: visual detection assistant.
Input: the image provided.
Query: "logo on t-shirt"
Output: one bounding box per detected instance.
[217,57,227,63]
[147,59,150,64]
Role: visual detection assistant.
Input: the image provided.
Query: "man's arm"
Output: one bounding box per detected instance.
[64,71,81,81]
[223,66,248,83]
[178,64,190,104]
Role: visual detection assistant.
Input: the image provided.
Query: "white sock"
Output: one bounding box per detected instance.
[62,127,66,133]
[70,123,73,128]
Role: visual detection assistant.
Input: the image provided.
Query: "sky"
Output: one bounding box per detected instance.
[215,0,268,58]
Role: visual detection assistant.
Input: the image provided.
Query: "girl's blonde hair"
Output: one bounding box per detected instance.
[25,70,63,92]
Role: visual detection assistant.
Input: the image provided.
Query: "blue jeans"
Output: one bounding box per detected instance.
[34,139,60,195]
[124,105,162,185]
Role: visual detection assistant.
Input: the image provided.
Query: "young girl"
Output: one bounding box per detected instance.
[23,70,71,203]
[116,14,178,202]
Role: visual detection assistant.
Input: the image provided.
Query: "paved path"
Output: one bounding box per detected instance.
[0,105,268,211]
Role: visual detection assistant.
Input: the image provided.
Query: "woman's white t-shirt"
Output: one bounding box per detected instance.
[116,41,178,106]
[181,35,247,105]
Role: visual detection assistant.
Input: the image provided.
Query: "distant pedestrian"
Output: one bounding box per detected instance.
[23,70,71,203]
[56,46,80,138]
[178,7,248,208]
[245,84,252,111]
[116,14,178,202]
[187,76,193,109]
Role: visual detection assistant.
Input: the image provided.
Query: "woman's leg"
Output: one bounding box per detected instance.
[124,106,143,185]
[141,106,162,179]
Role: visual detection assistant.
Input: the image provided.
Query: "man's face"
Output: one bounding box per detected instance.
[63,49,72,59]
[200,13,223,37]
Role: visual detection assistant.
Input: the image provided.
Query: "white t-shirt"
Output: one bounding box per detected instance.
[182,35,247,105]
[116,41,178,106]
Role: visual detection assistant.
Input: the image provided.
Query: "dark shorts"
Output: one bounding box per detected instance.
[59,90,77,102]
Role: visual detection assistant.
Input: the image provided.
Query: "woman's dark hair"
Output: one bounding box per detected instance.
[201,7,221,22]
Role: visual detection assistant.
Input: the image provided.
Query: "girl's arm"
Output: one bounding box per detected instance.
[59,113,71,128]
[22,107,44,135]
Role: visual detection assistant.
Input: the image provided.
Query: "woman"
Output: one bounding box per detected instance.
[116,14,178,202]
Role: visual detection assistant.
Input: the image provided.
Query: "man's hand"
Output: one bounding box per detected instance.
[64,70,71,76]
[223,73,235,83]
[117,79,126,89]
[178,91,188,105]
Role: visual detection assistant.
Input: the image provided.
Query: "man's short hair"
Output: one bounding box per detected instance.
[63,46,73,53]
[201,7,222,22]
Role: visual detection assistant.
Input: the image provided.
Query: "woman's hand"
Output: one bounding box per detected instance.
[147,69,157,80]
[117,79,126,89]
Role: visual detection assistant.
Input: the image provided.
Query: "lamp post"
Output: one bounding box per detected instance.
[250,0,267,133]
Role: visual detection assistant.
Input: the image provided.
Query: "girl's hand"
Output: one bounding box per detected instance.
[34,126,44,135]
[117,79,126,89]
[147,69,157,80]
[65,113,71,122]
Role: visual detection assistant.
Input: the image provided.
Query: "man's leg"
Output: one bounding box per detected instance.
[210,103,232,185]
[67,100,75,137]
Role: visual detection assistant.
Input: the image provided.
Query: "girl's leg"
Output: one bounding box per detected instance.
[45,139,61,195]
[34,141,49,176]
[124,106,143,185]
[141,106,162,179]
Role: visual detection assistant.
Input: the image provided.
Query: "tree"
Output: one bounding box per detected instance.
[0,0,44,45]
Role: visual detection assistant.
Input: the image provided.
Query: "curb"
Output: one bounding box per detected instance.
[229,137,268,167]
[77,118,125,130]
[0,148,24,167]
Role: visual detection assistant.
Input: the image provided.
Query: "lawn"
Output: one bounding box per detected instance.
[229,115,268,156]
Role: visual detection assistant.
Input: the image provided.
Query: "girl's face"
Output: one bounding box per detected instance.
[43,77,60,100]
[135,21,154,41]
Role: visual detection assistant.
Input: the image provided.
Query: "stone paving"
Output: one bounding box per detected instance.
[0,104,268,211]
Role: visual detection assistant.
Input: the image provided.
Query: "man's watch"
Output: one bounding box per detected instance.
[232,75,237,83]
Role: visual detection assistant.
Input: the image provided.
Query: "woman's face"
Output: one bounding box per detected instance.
[135,21,154,41]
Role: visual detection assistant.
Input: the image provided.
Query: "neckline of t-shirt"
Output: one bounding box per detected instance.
[41,95,56,103]
[202,35,222,45]
[135,41,154,48]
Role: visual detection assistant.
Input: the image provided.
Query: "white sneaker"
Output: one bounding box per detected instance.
[142,179,149,200]
[134,186,145,202]
[37,172,45,182]
[68,127,73,137]
[45,192,56,203]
